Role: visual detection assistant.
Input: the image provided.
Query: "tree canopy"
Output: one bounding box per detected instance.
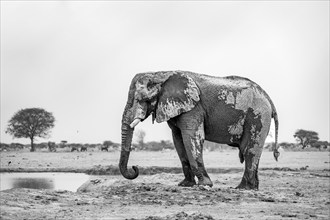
[103,140,114,147]
[293,129,319,149]
[6,108,55,152]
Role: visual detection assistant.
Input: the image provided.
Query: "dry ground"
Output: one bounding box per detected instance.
[1,150,329,219]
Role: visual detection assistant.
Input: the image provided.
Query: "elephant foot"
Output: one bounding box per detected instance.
[178,179,196,187]
[198,177,213,187]
[236,175,259,190]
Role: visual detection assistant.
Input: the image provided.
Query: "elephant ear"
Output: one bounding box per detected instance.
[156,73,200,123]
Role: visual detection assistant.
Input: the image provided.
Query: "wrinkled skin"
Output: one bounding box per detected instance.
[119,71,279,190]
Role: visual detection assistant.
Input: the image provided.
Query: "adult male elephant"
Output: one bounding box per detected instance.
[119,70,279,190]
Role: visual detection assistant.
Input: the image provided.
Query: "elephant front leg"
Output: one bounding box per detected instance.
[181,123,213,187]
[174,133,197,187]
[168,122,196,187]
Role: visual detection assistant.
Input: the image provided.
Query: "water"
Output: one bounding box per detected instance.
[0,172,90,192]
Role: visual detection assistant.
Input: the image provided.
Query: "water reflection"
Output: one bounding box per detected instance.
[12,178,54,189]
[0,173,90,192]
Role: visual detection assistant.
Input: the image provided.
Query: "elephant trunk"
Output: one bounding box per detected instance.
[119,74,144,180]
[119,119,139,179]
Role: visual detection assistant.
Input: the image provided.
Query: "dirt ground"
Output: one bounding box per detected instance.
[1,150,329,219]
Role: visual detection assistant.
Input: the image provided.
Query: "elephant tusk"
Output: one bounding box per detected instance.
[130,118,141,128]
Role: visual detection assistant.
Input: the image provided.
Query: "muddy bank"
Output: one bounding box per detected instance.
[1,151,329,219]
[2,165,330,177]
[1,171,330,219]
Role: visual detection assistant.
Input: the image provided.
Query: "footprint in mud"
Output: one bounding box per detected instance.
[129,211,215,220]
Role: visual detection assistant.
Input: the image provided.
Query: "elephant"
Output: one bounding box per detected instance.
[80,146,87,152]
[119,70,279,190]
[47,142,57,152]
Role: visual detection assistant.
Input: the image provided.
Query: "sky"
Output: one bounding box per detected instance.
[1,1,329,145]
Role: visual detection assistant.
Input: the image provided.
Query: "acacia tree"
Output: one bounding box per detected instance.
[103,140,114,147]
[6,108,55,152]
[293,129,319,149]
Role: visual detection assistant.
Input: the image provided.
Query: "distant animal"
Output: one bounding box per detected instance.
[80,146,87,152]
[71,147,79,152]
[101,146,108,152]
[48,142,57,152]
[300,165,309,170]
[119,70,279,190]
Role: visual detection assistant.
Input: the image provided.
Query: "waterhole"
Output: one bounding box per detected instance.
[0,172,90,192]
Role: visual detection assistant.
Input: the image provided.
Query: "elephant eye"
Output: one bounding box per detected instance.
[147,81,156,88]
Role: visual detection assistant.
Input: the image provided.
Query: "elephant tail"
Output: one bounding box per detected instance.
[261,86,280,161]
[254,84,279,161]
[271,104,280,161]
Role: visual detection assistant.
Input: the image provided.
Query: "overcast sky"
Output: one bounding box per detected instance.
[1,1,329,145]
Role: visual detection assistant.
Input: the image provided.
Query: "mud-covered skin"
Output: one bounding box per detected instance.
[119,70,279,189]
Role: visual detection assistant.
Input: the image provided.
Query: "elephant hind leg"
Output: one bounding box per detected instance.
[237,128,265,190]
[236,150,261,190]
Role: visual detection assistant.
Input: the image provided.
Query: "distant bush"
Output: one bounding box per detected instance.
[311,141,330,150]
[0,143,10,151]
[139,140,174,151]
[203,141,233,151]
[263,141,329,152]
[0,142,26,151]
[34,143,48,149]
[10,143,25,149]
[1,140,329,152]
